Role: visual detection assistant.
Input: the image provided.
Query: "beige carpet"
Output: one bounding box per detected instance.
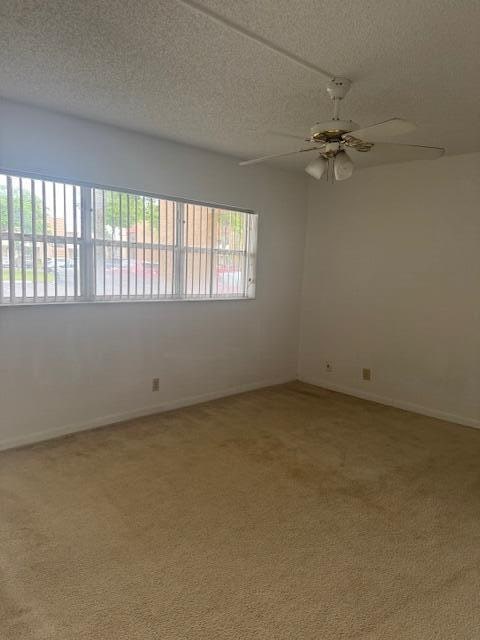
[1,382,480,639]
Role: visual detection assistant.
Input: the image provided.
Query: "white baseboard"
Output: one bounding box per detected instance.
[0,377,294,452]
[4,376,477,452]
[298,376,480,430]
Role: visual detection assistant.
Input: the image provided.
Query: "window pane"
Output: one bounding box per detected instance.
[0,175,82,303]
[92,189,179,300]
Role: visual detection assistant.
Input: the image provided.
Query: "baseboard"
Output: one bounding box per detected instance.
[298,376,480,430]
[5,375,477,452]
[0,376,294,452]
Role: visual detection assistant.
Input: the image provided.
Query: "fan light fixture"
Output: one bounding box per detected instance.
[334,151,354,181]
[305,156,327,180]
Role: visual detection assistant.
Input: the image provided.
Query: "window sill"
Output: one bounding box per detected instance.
[0,295,256,308]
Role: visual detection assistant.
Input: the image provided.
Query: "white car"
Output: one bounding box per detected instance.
[47,258,74,273]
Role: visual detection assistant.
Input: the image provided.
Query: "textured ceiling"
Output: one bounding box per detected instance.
[1,0,479,171]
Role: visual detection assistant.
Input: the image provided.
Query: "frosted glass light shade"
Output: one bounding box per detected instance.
[305,156,327,180]
[334,151,354,181]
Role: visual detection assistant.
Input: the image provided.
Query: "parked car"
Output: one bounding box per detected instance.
[136,261,159,278]
[47,258,74,274]
[216,265,242,293]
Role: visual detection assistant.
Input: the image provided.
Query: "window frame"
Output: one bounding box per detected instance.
[0,169,258,307]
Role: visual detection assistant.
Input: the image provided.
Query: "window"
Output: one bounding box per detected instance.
[0,172,257,305]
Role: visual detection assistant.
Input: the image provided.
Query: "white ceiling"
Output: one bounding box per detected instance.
[1,0,479,171]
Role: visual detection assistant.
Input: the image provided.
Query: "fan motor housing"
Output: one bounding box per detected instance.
[310,120,358,142]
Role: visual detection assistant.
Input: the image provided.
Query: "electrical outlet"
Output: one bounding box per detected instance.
[362,368,371,381]
[325,361,333,373]
[152,377,160,392]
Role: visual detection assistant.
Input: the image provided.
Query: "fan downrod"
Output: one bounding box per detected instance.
[309,77,357,142]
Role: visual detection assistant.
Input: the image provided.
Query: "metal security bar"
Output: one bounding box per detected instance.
[0,171,257,305]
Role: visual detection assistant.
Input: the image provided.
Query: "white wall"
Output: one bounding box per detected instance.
[0,99,308,449]
[299,153,480,427]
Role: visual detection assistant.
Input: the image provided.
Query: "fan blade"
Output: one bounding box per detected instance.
[348,142,444,169]
[344,118,416,143]
[239,147,318,166]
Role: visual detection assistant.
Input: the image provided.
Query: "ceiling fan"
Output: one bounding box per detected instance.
[239,78,445,181]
